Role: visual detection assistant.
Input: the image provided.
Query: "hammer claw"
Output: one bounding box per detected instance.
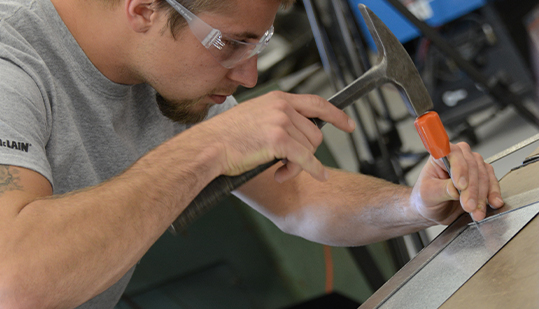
[358,4,434,118]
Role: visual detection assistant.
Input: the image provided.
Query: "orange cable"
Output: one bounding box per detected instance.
[323,245,334,294]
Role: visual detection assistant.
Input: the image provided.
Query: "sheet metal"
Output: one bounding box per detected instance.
[359,149,539,309]
[484,133,539,164]
[440,213,539,308]
[369,203,539,309]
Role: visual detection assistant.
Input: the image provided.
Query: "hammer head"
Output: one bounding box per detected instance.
[359,4,433,117]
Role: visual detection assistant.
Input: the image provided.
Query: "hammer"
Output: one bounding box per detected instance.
[169,4,440,234]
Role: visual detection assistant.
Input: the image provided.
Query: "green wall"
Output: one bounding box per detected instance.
[118,142,397,308]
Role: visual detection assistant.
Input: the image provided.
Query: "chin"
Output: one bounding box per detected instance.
[155,93,212,124]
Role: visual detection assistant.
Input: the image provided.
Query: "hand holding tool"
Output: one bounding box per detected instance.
[414,111,480,228]
[168,5,453,234]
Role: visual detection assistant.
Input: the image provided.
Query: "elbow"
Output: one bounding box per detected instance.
[274,211,365,247]
[272,211,307,236]
[0,279,25,309]
[0,266,52,309]
[274,212,333,245]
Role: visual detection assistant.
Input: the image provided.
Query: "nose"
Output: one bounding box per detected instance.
[226,55,259,88]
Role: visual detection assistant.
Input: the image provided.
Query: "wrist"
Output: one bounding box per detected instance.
[183,121,229,177]
[167,125,225,180]
[408,187,440,228]
[129,125,224,213]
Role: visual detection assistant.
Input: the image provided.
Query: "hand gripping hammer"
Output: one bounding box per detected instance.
[168,5,458,234]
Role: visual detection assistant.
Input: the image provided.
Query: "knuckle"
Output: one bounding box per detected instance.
[473,152,483,162]
[457,142,471,152]
[269,90,285,98]
[272,99,289,111]
[271,111,291,128]
[473,154,488,173]
[313,130,324,147]
[467,155,478,168]
[305,94,325,109]
[478,167,489,180]
[269,128,288,145]
[313,96,326,109]
[486,163,495,174]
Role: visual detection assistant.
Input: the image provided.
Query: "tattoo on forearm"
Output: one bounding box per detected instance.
[0,166,23,195]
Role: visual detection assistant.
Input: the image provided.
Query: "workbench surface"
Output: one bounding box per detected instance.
[441,146,539,308]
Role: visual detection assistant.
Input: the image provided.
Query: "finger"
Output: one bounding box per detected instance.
[274,161,303,183]
[470,152,489,221]
[277,92,355,133]
[453,143,479,214]
[426,178,460,204]
[256,100,319,156]
[445,178,461,201]
[280,103,324,151]
[445,143,468,191]
[418,159,461,204]
[422,156,460,204]
[271,130,327,182]
[485,163,504,209]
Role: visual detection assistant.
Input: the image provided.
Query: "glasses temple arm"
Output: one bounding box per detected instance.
[163,0,222,48]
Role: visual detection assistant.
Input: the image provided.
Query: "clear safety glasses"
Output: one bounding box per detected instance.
[163,0,274,68]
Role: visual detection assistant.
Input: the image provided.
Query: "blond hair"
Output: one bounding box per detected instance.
[158,0,295,38]
[104,0,295,36]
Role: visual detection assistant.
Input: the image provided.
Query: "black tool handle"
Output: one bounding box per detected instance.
[168,61,378,234]
[168,118,325,234]
[167,17,383,234]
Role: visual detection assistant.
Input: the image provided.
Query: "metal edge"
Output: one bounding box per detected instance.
[358,214,470,308]
[485,133,539,164]
[360,185,539,309]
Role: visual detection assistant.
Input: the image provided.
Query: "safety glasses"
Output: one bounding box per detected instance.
[163,0,274,68]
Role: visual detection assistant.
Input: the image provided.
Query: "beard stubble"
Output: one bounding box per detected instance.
[155,93,214,124]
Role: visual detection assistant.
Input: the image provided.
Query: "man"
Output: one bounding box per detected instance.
[0,0,503,308]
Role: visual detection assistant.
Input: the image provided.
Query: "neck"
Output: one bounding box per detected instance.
[51,0,142,84]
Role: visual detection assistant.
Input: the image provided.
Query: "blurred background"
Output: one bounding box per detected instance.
[117,0,539,308]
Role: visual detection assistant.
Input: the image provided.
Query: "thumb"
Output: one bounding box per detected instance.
[443,178,461,202]
[424,178,460,206]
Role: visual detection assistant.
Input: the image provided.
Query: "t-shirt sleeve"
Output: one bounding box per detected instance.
[0,58,53,185]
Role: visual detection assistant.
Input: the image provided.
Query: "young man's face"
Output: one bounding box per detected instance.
[138,0,281,124]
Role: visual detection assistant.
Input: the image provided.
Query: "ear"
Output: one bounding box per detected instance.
[125,0,157,33]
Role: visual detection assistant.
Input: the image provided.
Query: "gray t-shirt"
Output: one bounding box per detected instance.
[0,0,236,307]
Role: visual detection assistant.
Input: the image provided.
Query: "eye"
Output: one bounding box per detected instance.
[217,38,244,59]
[222,38,243,49]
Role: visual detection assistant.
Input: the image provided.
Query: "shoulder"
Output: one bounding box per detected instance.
[0,0,56,92]
[0,59,45,111]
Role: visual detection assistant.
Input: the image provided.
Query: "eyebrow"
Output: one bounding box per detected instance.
[226,31,262,40]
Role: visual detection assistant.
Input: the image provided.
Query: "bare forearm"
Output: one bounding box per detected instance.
[236,167,434,246]
[298,169,434,245]
[0,131,222,308]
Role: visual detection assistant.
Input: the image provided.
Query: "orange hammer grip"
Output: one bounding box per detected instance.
[414,111,450,160]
